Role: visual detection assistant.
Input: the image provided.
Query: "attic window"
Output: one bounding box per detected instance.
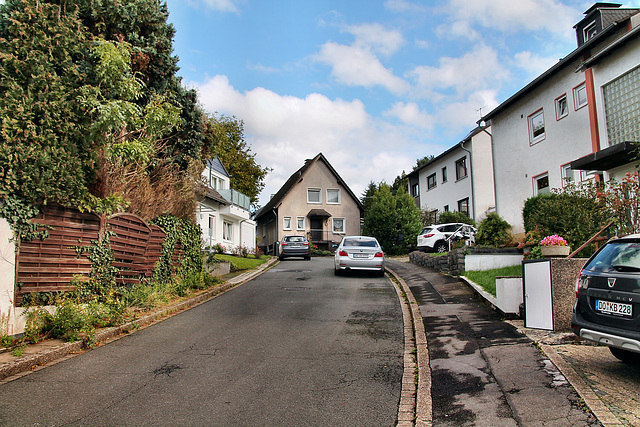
[583,21,597,42]
[307,188,321,204]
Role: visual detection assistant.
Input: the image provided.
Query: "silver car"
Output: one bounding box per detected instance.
[334,236,385,276]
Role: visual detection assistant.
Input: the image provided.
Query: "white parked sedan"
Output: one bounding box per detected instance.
[334,236,385,276]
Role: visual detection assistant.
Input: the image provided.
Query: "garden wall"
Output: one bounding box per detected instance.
[409,247,523,276]
[1,205,185,334]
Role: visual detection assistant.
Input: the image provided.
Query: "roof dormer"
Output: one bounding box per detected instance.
[574,3,640,47]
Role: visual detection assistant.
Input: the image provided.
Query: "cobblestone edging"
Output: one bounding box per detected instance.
[386,267,432,427]
[0,258,278,383]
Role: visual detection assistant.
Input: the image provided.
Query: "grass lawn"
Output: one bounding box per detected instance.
[463,265,522,297]
[214,254,270,271]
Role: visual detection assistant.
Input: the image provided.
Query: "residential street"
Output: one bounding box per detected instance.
[386,259,601,426]
[0,258,403,426]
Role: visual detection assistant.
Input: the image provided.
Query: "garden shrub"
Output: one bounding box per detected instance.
[476,213,512,247]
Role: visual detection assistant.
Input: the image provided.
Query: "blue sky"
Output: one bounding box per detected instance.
[164,0,639,206]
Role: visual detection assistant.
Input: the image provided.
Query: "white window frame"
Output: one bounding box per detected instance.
[583,21,597,42]
[555,94,568,120]
[332,217,345,234]
[296,217,305,230]
[326,188,341,204]
[533,172,550,196]
[427,173,437,190]
[307,188,321,204]
[223,221,233,241]
[457,198,469,216]
[574,82,588,110]
[283,216,292,230]
[528,109,545,145]
[561,163,574,186]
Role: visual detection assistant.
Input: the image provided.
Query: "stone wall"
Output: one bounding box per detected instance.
[409,247,523,276]
[409,249,467,276]
[551,258,589,331]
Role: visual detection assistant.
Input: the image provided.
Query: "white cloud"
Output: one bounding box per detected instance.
[194,75,432,205]
[436,90,500,132]
[384,0,427,13]
[384,102,435,130]
[513,51,563,77]
[407,45,509,99]
[442,0,580,38]
[345,23,405,56]
[435,20,481,41]
[315,42,409,94]
[186,0,242,13]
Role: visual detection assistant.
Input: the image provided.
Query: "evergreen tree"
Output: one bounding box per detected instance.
[363,183,396,252]
[395,187,422,251]
[0,0,95,205]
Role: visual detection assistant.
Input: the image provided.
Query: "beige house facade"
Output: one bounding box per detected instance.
[254,153,363,255]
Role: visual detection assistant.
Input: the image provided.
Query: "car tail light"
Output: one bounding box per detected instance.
[374,252,384,257]
[424,233,435,238]
[303,242,309,246]
[281,242,288,246]
[339,251,348,256]
[575,269,586,298]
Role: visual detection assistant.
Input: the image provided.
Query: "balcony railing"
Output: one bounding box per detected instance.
[308,229,341,244]
[218,189,251,211]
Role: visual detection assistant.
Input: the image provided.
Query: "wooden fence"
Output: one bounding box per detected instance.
[15,205,183,302]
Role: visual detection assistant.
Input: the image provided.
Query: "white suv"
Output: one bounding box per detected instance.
[417,223,476,253]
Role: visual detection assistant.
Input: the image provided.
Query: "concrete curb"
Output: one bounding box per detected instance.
[0,258,278,383]
[386,267,432,427]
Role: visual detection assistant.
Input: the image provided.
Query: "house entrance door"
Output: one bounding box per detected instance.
[310,217,323,241]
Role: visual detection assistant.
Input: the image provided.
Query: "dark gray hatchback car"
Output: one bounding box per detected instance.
[278,235,311,260]
[572,235,640,363]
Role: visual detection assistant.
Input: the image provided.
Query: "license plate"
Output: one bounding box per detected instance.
[353,253,369,258]
[291,245,300,248]
[595,300,632,317]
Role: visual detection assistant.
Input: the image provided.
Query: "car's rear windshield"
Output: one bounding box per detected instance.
[585,241,640,272]
[285,236,305,242]
[420,227,434,234]
[343,239,378,247]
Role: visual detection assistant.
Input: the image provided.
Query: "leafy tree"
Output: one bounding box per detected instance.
[395,187,423,252]
[201,114,270,206]
[360,181,378,212]
[363,183,396,252]
[76,0,205,169]
[363,183,421,254]
[390,172,407,195]
[413,155,435,170]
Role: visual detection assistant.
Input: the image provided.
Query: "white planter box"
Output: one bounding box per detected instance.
[496,276,523,315]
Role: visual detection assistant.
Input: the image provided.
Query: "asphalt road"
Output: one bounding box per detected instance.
[386,259,601,427]
[0,257,403,427]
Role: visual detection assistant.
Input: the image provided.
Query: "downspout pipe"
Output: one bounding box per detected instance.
[459,140,475,221]
[272,208,278,256]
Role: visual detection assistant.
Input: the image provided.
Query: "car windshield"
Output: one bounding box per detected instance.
[585,241,640,272]
[285,236,305,243]
[342,239,378,248]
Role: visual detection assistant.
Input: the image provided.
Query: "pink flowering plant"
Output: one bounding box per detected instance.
[539,235,568,247]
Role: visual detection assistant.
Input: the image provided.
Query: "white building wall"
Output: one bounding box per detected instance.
[491,61,593,234]
[469,129,496,221]
[590,35,640,152]
[417,148,472,216]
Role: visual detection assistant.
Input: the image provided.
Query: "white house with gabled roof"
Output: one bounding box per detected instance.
[197,156,256,253]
